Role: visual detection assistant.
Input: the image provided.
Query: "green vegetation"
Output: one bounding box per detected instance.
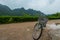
[47,12,60,20]
[0,4,60,24]
[0,16,38,24]
[0,4,43,24]
[0,12,60,24]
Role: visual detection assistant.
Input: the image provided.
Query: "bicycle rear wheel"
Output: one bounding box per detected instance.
[32,23,43,40]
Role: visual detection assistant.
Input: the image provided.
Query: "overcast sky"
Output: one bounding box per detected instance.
[0,0,60,14]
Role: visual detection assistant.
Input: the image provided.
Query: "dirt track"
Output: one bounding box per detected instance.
[0,20,60,40]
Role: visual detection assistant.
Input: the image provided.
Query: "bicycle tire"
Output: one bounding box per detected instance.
[32,23,43,40]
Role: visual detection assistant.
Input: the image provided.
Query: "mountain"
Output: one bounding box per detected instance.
[26,9,44,16]
[0,4,44,16]
[0,4,12,16]
[13,8,44,16]
[13,8,28,16]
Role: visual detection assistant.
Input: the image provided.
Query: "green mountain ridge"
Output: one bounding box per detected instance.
[0,4,44,16]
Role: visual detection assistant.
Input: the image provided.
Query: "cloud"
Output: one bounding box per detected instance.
[0,0,52,9]
[26,0,48,9]
[0,0,60,14]
[41,0,60,14]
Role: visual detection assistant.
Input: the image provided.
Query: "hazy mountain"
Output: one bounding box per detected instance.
[0,4,12,16]
[13,8,28,16]
[0,4,44,16]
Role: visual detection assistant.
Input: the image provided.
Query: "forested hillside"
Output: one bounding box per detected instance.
[0,4,43,16]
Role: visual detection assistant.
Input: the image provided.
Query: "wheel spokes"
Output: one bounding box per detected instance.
[32,23,42,39]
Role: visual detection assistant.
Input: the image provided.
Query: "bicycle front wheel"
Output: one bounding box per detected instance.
[32,23,43,40]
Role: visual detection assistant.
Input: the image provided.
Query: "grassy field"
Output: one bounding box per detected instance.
[0,19,60,40]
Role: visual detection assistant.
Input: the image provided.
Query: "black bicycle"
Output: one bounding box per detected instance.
[32,14,48,40]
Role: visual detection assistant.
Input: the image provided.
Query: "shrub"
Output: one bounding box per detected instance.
[0,16,38,24]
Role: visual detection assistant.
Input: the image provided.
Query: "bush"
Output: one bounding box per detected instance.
[47,15,60,20]
[0,16,38,24]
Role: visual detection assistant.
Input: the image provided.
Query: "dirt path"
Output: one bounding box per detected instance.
[0,22,37,40]
[0,20,60,40]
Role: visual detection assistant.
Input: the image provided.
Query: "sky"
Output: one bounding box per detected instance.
[0,0,60,14]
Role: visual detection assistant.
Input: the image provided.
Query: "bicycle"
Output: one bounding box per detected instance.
[32,14,48,40]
